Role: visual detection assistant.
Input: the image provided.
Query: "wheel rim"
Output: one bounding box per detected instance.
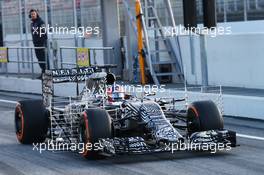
[15,104,24,141]
[187,107,199,135]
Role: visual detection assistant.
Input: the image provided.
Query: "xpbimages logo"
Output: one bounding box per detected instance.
[32,140,103,154]
[165,142,232,154]
[164,24,232,37]
[32,24,100,37]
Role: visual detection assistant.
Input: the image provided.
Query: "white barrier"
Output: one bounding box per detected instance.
[179,33,264,89]
[0,76,263,120]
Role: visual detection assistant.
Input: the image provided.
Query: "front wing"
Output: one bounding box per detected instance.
[98,130,237,155]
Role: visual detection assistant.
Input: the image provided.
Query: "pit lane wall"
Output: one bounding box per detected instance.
[0,76,264,120]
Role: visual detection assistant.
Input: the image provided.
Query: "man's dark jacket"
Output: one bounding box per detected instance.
[31,17,47,46]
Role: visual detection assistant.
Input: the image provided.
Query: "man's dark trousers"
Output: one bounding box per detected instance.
[34,41,49,73]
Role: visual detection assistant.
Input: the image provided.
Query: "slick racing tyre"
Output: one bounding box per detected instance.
[79,108,112,159]
[187,100,224,135]
[15,100,49,144]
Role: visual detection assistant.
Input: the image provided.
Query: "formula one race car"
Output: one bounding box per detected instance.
[14,65,236,158]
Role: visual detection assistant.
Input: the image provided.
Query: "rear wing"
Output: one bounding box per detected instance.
[42,64,116,107]
[44,64,117,83]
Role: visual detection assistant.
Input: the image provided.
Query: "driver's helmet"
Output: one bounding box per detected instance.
[107,84,125,102]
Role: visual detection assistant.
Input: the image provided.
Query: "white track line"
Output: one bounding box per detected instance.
[237,134,264,141]
[0,99,17,104]
[0,98,264,141]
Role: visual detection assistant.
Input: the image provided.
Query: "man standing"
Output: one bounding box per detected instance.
[29,9,49,77]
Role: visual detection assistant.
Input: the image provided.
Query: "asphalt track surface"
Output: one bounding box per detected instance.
[0,91,264,175]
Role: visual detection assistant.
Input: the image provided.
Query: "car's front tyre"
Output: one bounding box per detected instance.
[187,100,224,135]
[79,108,112,159]
[15,100,48,144]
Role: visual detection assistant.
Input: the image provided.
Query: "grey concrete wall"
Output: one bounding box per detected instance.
[179,33,264,89]
[101,0,122,75]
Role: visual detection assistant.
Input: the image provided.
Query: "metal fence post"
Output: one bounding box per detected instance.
[44,0,51,70]
[75,47,79,96]
[24,0,30,69]
[190,35,196,76]
[200,34,209,89]
[5,63,8,77]
[244,0,248,21]
[112,47,116,64]
[31,48,34,79]
[247,0,250,10]
[19,0,25,69]
[60,48,63,68]
[223,0,227,22]
[73,0,78,47]
[255,0,259,9]
[93,49,96,65]
[5,48,8,77]
[17,48,21,78]
[45,47,48,71]
[234,0,238,11]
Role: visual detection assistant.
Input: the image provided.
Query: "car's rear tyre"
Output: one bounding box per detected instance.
[79,108,112,159]
[187,100,223,135]
[15,100,48,144]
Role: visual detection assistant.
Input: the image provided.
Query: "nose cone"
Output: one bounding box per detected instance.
[155,126,183,143]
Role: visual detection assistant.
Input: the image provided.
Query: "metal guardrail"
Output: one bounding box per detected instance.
[59,46,115,68]
[0,46,116,80]
[0,46,48,79]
